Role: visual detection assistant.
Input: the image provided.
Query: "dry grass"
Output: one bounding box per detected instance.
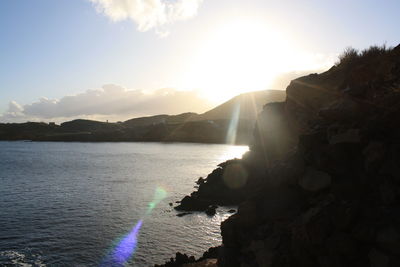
[335,44,393,66]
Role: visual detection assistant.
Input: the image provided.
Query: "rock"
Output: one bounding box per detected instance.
[253,102,297,164]
[177,212,192,217]
[328,128,361,144]
[376,227,400,255]
[183,259,217,267]
[352,222,376,243]
[175,195,211,211]
[314,142,363,178]
[155,247,220,267]
[302,206,333,245]
[363,141,385,157]
[286,74,340,133]
[196,177,205,185]
[380,183,397,205]
[218,246,240,267]
[363,141,386,172]
[326,232,358,258]
[298,168,331,192]
[245,240,276,267]
[205,205,217,216]
[236,200,260,228]
[155,252,196,267]
[330,201,359,230]
[268,152,305,186]
[343,84,366,97]
[222,162,248,189]
[175,252,193,264]
[369,248,389,267]
[163,46,400,267]
[200,246,220,260]
[221,215,239,247]
[319,97,364,123]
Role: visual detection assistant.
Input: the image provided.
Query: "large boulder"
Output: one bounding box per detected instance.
[175,195,211,211]
[298,168,331,192]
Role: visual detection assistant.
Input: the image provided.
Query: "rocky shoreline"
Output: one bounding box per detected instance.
[156,44,400,267]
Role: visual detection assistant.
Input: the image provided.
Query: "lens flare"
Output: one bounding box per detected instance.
[146,187,167,215]
[101,186,167,266]
[226,103,241,144]
[222,162,248,189]
[101,220,143,266]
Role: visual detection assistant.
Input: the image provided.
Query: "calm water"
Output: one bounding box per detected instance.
[0,141,248,266]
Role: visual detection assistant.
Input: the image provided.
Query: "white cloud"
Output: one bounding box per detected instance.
[8,101,24,114]
[0,101,25,121]
[0,85,213,123]
[90,0,203,34]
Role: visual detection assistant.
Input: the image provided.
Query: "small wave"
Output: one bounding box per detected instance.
[0,250,46,267]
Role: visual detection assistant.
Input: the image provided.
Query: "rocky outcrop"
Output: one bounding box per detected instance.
[172,44,400,267]
[174,157,272,213]
[216,44,400,267]
[155,247,220,267]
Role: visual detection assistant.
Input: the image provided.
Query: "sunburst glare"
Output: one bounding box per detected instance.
[180,18,291,101]
[101,186,167,266]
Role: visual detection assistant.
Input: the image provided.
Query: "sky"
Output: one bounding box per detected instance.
[1,0,399,123]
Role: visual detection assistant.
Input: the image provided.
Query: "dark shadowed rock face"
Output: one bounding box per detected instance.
[215,45,400,267]
[170,44,400,267]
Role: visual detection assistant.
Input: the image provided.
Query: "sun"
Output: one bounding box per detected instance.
[179,18,292,102]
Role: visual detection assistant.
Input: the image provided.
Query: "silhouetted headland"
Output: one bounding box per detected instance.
[156,44,400,266]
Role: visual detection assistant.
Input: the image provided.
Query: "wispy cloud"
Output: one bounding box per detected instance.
[90,0,203,35]
[0,85,213,123]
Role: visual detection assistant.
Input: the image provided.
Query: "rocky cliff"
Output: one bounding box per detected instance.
[167,44,400,267]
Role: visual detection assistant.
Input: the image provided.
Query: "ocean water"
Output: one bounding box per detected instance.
[0,141,248,266]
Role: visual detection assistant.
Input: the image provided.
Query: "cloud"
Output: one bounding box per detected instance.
[0,101,25,121]
[90,0,203,34]
[0,85,213,123]
[8,101,24,114]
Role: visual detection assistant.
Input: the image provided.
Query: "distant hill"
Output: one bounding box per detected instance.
[60,119,118,132]
[123,112,197,127]
[191,90,285,122]
[0,90,287,144]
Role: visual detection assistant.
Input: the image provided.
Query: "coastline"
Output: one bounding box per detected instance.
[156,44,400,267]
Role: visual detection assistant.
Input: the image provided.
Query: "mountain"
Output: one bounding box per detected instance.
[0,90,285,144]
[191,90,285,122]
[123,112,197,127]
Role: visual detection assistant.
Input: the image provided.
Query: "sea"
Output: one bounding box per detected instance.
[0,141,248,266]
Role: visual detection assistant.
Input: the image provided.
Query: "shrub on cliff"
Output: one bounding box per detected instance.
[336,46,359,66]
[336,44,393,66]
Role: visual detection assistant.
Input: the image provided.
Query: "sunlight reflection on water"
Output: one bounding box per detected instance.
[219,145,249,161]
[0,142,248,266]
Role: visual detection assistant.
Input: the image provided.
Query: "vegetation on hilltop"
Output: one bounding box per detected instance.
[336,44,393,66]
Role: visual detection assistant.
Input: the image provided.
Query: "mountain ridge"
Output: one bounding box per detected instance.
[0,89,286,144]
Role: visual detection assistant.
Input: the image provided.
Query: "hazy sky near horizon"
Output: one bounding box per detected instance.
[1,0,399,122]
